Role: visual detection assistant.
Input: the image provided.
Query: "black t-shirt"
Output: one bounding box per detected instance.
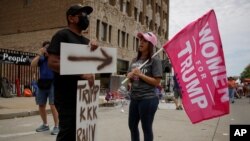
[47,28,90,115]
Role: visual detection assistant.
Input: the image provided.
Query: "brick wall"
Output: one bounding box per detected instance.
[0,0,83,35]
[0,28,60,53]
[0,0,86,52]
[0,0,169,60]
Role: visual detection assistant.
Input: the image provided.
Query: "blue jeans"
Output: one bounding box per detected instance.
[128,97,159,141]
[228,88,235,103]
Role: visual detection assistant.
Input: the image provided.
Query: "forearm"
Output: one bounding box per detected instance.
[48,55,60,73]
[30,55,40,67]
[48,61,60,73]
[128,82,132,91]
[138,73,161,86]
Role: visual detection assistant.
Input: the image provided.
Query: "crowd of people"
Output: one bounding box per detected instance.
[228,76,250,103]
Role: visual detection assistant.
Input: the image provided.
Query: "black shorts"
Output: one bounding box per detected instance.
[174,89,182,99]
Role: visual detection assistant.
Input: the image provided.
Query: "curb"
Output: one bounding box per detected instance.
[0,109,51,120]
[0,101,121,120]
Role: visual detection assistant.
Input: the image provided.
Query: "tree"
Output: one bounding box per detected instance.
[240,64,250,79]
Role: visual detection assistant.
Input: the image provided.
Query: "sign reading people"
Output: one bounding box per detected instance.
[164,10,229,123]
[76,80,100,141]
[60,43,117,75]
[0,49,35,65]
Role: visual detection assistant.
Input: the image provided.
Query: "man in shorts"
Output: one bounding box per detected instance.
[31,41,59,135]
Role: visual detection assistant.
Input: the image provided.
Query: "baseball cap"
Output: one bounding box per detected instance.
[66,4,93,16]
[137,32,157,46]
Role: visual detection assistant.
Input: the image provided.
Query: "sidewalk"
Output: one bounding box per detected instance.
[0,96,108,120]
[0,97,43,120]
[1,96,250,140]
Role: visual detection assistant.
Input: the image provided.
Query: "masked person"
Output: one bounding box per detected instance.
[126,32,162,141]
[47,4,98,141]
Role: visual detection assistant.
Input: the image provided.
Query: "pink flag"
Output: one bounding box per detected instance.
[164,10,229,123]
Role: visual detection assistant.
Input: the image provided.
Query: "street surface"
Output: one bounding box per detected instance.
[0,98,250,141]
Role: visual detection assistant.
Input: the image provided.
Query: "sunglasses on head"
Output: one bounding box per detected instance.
[147,32,152,36]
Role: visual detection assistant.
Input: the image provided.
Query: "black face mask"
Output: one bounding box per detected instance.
[77,15,89,30]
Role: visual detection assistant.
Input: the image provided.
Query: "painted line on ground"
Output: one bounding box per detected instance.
[0,131,37,138]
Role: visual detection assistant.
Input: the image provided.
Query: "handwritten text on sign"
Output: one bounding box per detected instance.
[76,80,100,141]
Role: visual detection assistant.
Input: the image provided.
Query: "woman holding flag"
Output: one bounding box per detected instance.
[126,31,162,141]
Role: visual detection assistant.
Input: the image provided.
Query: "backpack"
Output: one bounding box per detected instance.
[0,77,13,98]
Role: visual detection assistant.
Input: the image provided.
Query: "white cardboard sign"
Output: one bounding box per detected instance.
[60,43,117,75]
[76,80,100,141]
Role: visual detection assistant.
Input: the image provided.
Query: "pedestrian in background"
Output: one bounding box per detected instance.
[47,4,98,141]
[155,85,163,100]
[173,75,183,110]
[126,31,162,141]
[30,41,59,135]
[228,77,236,103]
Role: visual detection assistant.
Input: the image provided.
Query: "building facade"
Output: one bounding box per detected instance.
[0,0,170,88]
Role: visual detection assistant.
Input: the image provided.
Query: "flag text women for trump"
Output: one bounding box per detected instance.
[164,10,229,124]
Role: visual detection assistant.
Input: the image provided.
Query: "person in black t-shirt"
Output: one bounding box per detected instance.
[47,4,98,141]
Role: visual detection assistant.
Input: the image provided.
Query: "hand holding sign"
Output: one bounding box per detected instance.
[89,39,98,52]
[80,74,95,88]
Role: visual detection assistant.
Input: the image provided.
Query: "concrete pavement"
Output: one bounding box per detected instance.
[0,96,42,120]
[0,96,250,141]
[0,96,108,120]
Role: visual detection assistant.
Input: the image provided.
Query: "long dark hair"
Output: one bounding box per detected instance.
[136,42,154,62]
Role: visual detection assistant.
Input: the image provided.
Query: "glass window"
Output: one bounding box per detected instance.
[155,23,157,31]
[139,12,143,24]
[126,33,129,48]
[101,22,108,41]
[126,2,131,16]
[119,0,123,12]
[118,30,120,46]
[109,0,116,6]
[136,38,139,52]
[117,59,129,75]
[147,0,150,5]
[96,20,100,40]
[158,27,161,35]
[134,7,138,21]
[122,31,126,48]
[109,25,112,43]
[146,16,149,27]
[149,20,153,30]
[133,37,135,51]
[24,0,32,7]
